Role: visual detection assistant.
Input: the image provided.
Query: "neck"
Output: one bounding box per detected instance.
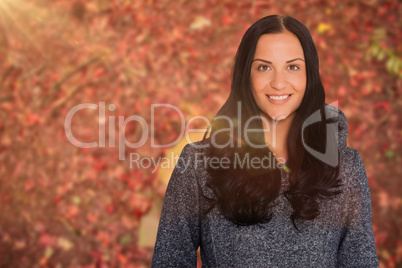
[261,112,296,152]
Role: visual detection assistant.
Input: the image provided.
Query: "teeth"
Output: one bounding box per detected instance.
[268,94,291,100]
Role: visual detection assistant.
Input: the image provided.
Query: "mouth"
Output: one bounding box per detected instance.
[266,94,292,100]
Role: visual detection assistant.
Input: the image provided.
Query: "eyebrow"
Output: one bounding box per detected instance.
[252,58,305,64]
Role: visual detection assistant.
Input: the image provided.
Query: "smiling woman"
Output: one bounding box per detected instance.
[250,32,307,162]
[152,15,379,268]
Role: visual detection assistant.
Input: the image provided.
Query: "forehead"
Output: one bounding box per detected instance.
[254,32,304,59]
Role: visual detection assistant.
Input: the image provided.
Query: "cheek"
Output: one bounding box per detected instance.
[291,73,307,92]
[250,74,268,92]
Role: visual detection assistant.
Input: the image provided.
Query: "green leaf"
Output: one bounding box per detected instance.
[377,50,385,61]
[120,234,132,246]
[385,150,394,159]
[386,58,393,71]
[371,44,379,56]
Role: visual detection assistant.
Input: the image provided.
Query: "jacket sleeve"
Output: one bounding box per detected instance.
[337,149,379,267]
[151,144,201,268]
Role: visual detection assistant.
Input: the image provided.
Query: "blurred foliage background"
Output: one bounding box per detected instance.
[0,0,401,267]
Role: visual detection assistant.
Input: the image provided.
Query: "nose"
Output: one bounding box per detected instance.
[270,71,288,90]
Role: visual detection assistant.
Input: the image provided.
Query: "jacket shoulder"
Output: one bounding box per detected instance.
[340,147,370,189]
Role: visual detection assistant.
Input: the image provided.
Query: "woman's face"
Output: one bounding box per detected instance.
[250,31,306,122]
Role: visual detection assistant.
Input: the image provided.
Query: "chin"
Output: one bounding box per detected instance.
[268,113,289,121]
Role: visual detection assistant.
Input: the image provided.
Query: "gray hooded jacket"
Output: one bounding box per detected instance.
[151,105,379,268]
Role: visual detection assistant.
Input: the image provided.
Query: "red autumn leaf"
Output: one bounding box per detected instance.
[106,204,114,214]
[24,180,35,192]
[373,101,390,112]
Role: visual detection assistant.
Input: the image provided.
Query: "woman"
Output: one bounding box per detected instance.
[152,15,379,267]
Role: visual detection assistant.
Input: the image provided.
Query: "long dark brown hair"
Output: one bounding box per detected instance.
[200,15,344,232]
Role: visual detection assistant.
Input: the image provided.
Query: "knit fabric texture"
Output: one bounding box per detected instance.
[151,106,379,268]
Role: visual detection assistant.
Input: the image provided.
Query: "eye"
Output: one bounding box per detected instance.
[257,65,270,71]
[288,65,300,71]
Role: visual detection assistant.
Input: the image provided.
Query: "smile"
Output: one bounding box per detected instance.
[266,94,292,100]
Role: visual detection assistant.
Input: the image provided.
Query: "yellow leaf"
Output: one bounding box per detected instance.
[317,23,332,34]
[44,247,54,258]
[190,16,211,30]
[57,237,74,251]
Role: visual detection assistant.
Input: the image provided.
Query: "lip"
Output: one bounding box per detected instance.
[266,94,292,104]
